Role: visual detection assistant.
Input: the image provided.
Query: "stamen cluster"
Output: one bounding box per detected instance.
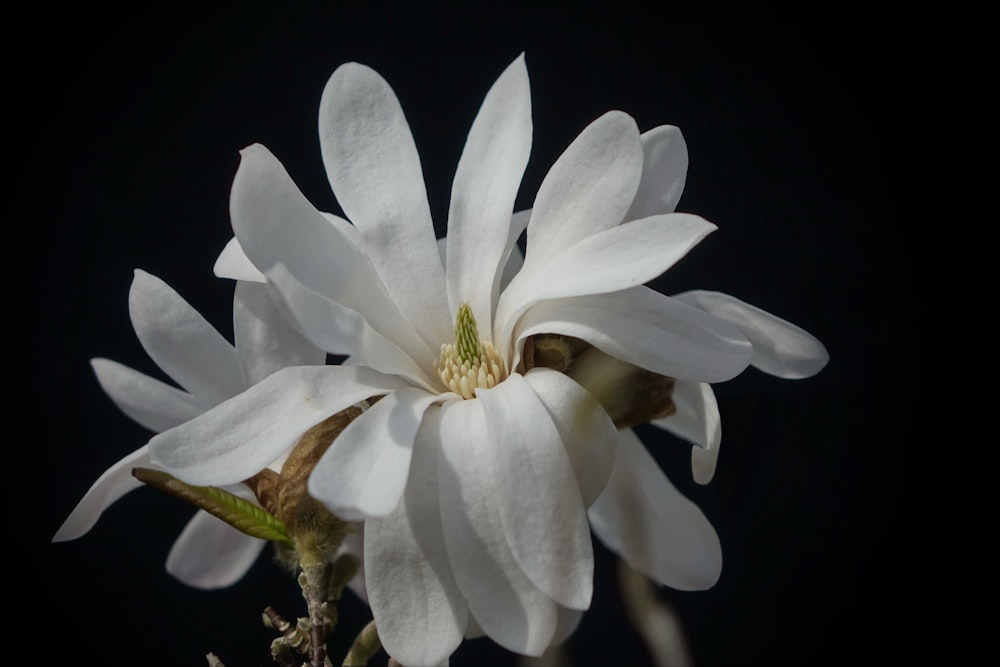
[436,304,506,399]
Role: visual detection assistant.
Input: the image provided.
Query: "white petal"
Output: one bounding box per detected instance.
[230,144,431,361]
[232,281,325,386]
[514,286,753,383]
[437,398,558,655]
[523,368,617,508]
[625,125,688,221]
[446,54,532,334]
[265,263,435,388]
[308,387,438,521]
[525,111,642,270]
[651,381,722,485]
[165,510,266,589]
[364,406,468,666]
[674,290,829,379]
[552,606,584,647]
[91,358,203,433]
[129,270,244,407]
[477,375,594,610]
[319,62,450,347]
[52,445,150,541]
[148,365,411,486]
[213,237,265,282]
[498,213,716,355]
[588,430,722,590]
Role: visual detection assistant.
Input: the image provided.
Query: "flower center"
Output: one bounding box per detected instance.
[436,303,507,399]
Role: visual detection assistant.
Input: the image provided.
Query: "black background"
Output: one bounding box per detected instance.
[22,4,983,666]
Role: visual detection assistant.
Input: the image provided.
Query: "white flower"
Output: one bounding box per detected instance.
[52,270,325,589]
[147,54,769,665]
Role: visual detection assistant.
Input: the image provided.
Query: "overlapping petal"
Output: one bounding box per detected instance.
[319,62,450,348]
[165,509,267,589]
[675,290,829,379]
[524,111,643,269]
[233,281,326,385]
[129,270,245,407]
[626,125,688,221]
[364,407,468,666]
[478,373,593,610]
[90,358,203,433]
[589,429,722,590]
[437,397,559,655]
[148,365,411,486]
[496,213,717,357]
[446,54,531,332]
[308,387,442,521]
[52,445,151,542]
[514,286,752,383]
[651,380,723,485]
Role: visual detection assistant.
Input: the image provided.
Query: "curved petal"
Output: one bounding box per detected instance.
[309,387,439,521]
[477,374,594,610]
[91,358,203,433]
[165,510,266,589]
[514,286,752,383]
[651,380,722,485]
[446,54,532,334]
[148,365,412,486]
[129,270,244,407]
[265,263,435,388]
[523,368,617,508]
[364,406,468,666]
[52,445,150,541]
[588,430,722,591]
[437,397,558,655]
[497,213,717,358]
[319,62,450,347]
[625,125,688,221]
[233,281,326,386]
[674,290,829,379]
[230,144,432,363]
[525,111,642,270]
[213,237,265,282]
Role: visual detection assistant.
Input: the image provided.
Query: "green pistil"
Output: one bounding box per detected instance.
[455,303,481,364]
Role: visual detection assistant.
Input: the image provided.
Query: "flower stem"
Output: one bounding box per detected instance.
[342,620,381,667]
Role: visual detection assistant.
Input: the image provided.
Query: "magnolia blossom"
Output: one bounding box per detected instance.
[52,270,325,589]
[142,54,798,665]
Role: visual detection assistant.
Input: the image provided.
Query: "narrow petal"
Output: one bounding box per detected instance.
[129,270,244,407]
[651,381,722,485]
[52,445,150,541]
[523,368,617,508]
[265,263,436,388]
[91,358,203,433]
[165,509,266,589]
[514,286,752,383]
[525,111,643,269]
[213,236,265,282]
[308,387,438,521]
[230,144,432,360]
[233,281,326,386]
[319,62,450,346]
[674,290,829,379]
[588,430,722,590]
[478,373,593,610]
[365,406,468,666]
[446,54,532,334]
[498,213,716,356]
[437,398,558,655]
[625,125,688,221]
[148,365,411,486]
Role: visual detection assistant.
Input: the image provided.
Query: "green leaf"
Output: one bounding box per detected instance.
[132,467,293,546]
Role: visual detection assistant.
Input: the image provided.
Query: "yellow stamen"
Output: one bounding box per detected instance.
[436,303,507,399]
